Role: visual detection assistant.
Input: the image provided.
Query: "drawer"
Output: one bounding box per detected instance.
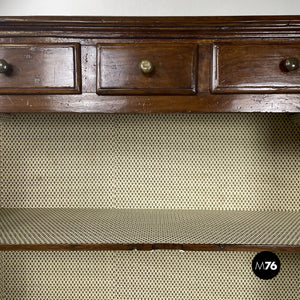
[0,44,81,94]
[97,44,198,95]
[212,42,300,93]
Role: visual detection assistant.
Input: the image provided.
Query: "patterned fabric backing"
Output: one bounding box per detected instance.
[0,113,299,299]
[0,254,3,300]
[1,113,299,211]
[1,208,299,245]
[1,251,299,300]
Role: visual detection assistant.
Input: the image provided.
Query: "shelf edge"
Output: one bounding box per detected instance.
[1,243,299,252]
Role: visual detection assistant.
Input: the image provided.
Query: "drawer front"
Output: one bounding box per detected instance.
[0,44,81,94]
[97,44,198,95]
[212,43,300,93]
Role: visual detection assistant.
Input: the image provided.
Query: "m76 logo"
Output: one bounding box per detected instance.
[254,261,278,271]
[252,252,281,280]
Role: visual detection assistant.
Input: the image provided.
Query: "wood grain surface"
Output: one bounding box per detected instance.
[212,42,300,93]
[97,44,197,95]
[0,17,299,112]
[0,43,81,94]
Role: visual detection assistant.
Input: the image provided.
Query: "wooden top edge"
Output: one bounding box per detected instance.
[1,15,300,29]
[1,243,299,252]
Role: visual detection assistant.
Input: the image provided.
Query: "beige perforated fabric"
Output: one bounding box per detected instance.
[0,253,3,300]
[1,113,299,211]
[2,251,115,300]
[1,113,299,299]
[2,251,299,300]
[1,208,299,246]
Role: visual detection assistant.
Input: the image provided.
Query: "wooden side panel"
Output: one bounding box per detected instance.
[0,44,81,94]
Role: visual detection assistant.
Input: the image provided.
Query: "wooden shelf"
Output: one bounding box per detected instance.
[1,208,299,252]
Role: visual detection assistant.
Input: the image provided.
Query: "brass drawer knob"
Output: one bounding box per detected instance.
[139,59,154,74]
[283,57,299,72]
[0,59,9,74]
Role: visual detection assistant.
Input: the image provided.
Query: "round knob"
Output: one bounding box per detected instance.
[283,57,299,72]
[139,59,154,74]
[0,59,9,74]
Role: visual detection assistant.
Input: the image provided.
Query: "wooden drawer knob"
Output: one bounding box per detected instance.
[0,59,9,74]
[139,59,154,74]
[283,57,299,72]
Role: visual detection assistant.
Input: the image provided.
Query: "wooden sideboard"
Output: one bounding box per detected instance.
[0,16,299,253]
[0,16,300,113]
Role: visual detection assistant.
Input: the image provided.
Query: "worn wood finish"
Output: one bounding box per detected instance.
[0,17,298,112]
[0,93,299,113]
[212,42,300,93]
[1,244,299,252]
[2,16,300,39]
[0,43,81,94]
[4,15,300,27]
[97,44,197,95]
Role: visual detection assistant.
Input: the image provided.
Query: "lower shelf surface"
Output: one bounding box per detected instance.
[0,208,299,252]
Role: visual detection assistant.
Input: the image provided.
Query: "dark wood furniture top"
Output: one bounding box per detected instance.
[0,16,300,112]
